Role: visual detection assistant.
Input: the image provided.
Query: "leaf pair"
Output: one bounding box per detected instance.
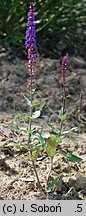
[24,95,45,110]
[59,107,67,121]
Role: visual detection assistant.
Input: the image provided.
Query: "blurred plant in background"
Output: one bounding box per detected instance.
[0,0,86,58]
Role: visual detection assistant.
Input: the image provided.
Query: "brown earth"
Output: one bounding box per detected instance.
[0,50,86,200]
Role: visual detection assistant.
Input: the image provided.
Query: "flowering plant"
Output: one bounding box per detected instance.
[8,1,82,195]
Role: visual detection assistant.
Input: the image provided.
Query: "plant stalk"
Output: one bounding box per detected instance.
[60,55,68,131]
[28,72,42,190]
[47,157,53,184]
[60,95,65,131]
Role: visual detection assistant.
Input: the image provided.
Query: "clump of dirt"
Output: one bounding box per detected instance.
[0,49,86,200]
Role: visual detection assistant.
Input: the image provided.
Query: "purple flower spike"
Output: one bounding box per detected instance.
[25,2,37,52]
[25,1,37,60]
[61,55,68,97]
[62,55,68,76]
[25,1,37,84]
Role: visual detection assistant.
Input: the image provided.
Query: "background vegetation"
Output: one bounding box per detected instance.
[0,0,86,58]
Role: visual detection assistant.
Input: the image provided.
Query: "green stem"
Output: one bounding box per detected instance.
[46,157,53,199]
[31,157,42,189]
[28,73,42,190]
[28,83,32,147]
[47,157,53,184]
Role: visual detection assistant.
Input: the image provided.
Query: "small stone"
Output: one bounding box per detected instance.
[75,173,86,190]
[69,176,76,187]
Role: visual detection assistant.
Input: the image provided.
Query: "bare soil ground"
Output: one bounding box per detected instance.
[0,51,86,200]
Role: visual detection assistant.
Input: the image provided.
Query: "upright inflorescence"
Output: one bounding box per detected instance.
[61,55,68,98]
[25,1,37,85]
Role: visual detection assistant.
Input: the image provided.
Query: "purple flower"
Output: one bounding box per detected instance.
[62,55,68,76]
[25,1,37,83]
[61,55,68,97]
[25,1,37,61]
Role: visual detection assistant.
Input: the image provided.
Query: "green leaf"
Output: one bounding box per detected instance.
[31,148,37,160]
[46,183,55,192]
[10,122,19,130]
[48,123,57,135]
[6,142,28,150]
[31,101,41,107]
[23,96,44,110]
[56,137,62,143]
[46,176,57,192]
[41,131,50,139]
[59,108,67,121]
[59,107,63,116]
[32,110,41,119]
[32,88,36,94]
[31,131,45,147]
[23,95,32,106]
[46,175,63,192]
[6,142,21,147]
[61,114,67,121]
[58,149,82,162]
[46,175,55,192]
[48,175,55,182]
[58,129,63,136]
[18,127,29,133]
[40,102,45,110]
[19,115,32,120]
[45,134,57,157]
